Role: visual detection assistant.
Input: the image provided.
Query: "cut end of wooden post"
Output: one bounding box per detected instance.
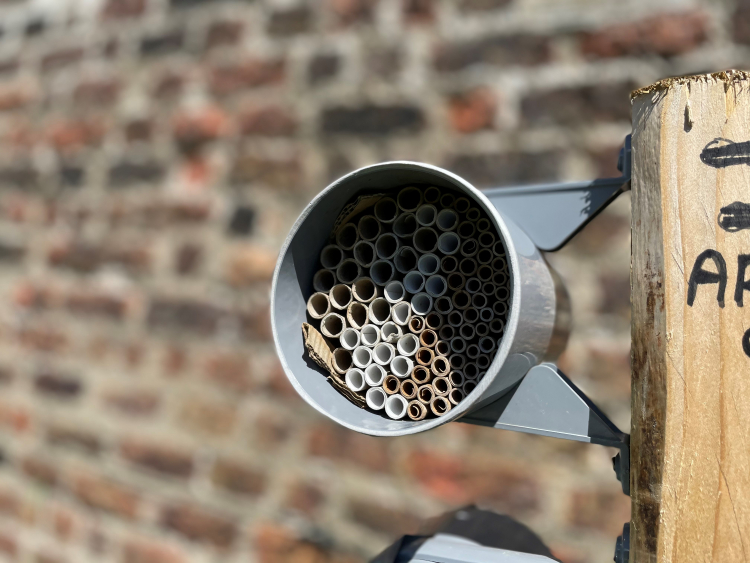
[631,69,750,99]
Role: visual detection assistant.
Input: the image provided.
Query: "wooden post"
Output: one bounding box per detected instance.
[631,70,750,562]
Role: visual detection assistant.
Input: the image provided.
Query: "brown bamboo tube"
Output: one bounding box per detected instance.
[313,269,336,293]
[419,329,437,348]
[347,302,369,330]
[332,348,353,375]
[476,218,491,232]
[431,356,450,378]
[460,238,478,258]
[411,365,431,385]
[417,384,434,405]
[400,379,418,400]
[435,340,450,357]
[415,347,434,366]
[477,230,495,248]
[409,316,425,334]
[430,395,452,416]
[321,312,345,338]
[407,400,428,421]
[383,374,401,395]
[448,370,464,388]
[307,292,331,319]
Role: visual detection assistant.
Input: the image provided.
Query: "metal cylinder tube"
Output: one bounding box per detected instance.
[411,292,433,316]
[376,233,400,260]
[436,208,458,232]
[374,197,398,224]
[425,275,447,298]
[373,342,395,366]
[441,255,458,274]
[385,394,408,420]
[347,302,369,329]
[353,240,376,268]
[352,346,373,368]
[408,316,425,334]
[432,376,451,396]
[380,321,402,344]
[360,324,380,347]
[336,223,359,250]
[415,347,434,367]
[366,387,387,410]
[414,228,438,254]
[313,269,336,293]
[370,260,395,286]
[345,368,366,392]
[434,296,453,315]
[340,327,361,351]
[400,378,418,399]
[412,365,431,385]
[332,348,353,374]
[329,284,353,311]
[336,259,361,284]
[320,313,345,338]
[364,363,386,386]
[394,246,419,274]
[391,355,414,378]
[416,204,437,227]
[307,292,331,320]
[419,329,437,349]
[397,187,423,213]
[418,384,435,405]
[397,333,419,356]
[407,400,427,421]
[358,215,381,241]
[437,232,460,256]
[393,212,417,239]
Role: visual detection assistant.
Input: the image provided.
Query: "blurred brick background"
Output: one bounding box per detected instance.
[0,0,742,561]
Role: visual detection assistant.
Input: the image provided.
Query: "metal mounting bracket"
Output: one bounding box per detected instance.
[483,135,631,252]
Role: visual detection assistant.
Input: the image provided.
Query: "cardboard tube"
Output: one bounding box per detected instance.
[434,296,453,315]
[424,186,441,204]
[414,227,438,254]
[463,380,477,395]
[463,307,479,323]
[383,374,401,395]
[479,308,494,322]
[417,253,440,276]
[449,388,464,406]
[347,302,369,329]
[416,204,437,227]
[353,240,376,268]
[440,255,458,274]
[320,244,344,269]
[424,311,443,331]
[366,387,387,410]
[409,316,425,335]
[495,286,510,303]
[321,313,345,338]
[479,370,488,380]
[393,212,417,238]
[417,384,434,405]
[432,376,451,396]
[373,342,395,365]
[403,271,425,295]
[425,275,447,298]
[435,340,450,357]
[397,186,423,212]
[394,246,418,273]
[436,208,458,232]
[466,208,480,221]
[459,239,478,259]
[380,321,402,344]
[438,325,455,340]
[493,241,506,256]
[450,337,466,354]
[465,277,481,294]
[490,318,505,334]
[411,365,431,385]
[374,197,398,224]
[391,355,414,378]
[477,220,493,235]
[407,400,427,421]
[336,259,361,284]
[416,347,434,366]
[410,292,433,316]
[448,370,464,388]
[476,265,493,282]
[478,336,496,354]
[391,301,412,326]
[340,327,361,350]
[400,379,418,400]
[457,221,475,239]
[376,232,400,260]
[358,215,381,241]
[492,256,508,273]
[369,297,391,325]
[364,364,386,386]
[345,368,366,392]
[384,280,405,304]
[459,323,475,340]
[452,290,470,310]
[477,248,494,265]
[466,343,480,359]
[439,193,455,208]
[397,333,419,356]
[431,356,450,378]
[332,348,353,375]
[492,300,506,319]
[472,293,488,309]
[464,362,479,379]
[352,277,378,303]
[360,324,380,347]
[336,223,359,250]
[330,284,353,311]
[475,322,490,337]
[370,260,395,286]
[477,354,491,369]
[492,269,508,286]
[385,394,408,420]
[482,282,496,296]
[459,258,477,277]
[454,197,470,214]
[313,269,336,293]
[419,329,437,348]
[447,310,463,327]
[450,354,466,370]
[306,292,330,320]
[352,346,373,368]
[447,272,465,291]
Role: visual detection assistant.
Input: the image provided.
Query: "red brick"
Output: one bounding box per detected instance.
[104,389,160,416]
[229,153,303,190]
[122,538,186,563]
[172,106,228,154]
[161,504,236,548]
[239,106,297,137]
[35,553,65,563]
[734,1,750,44]
[267,7,313,36]
[179,396,237,436]
[174,243,201,275]
[205,21,243,49]
[52,506,82,541]
[203,352,253,393]
[41,48,85,72]
[286,481,325,515]
[102,0,147,19]
[74,78,120,106]
[124,119,153,142]
[0,488,22,519]
[162,345,189,376]
[308,423,391,472]
[71,473,140,519]
[209,59,285,96]
[0,532,17,557]
[327,0,377,26]
[580,11,709,59]
[34,370,82,400]
[0,400,31,433]
[321,105,425,136]
[568,487,631,536]
[0,85,32,111]
[153,72,184,99]
[48,240,151,274]
[147,297,226,335]
[211,458,265,496]
[253,523,358,563]
[347,500,420,536]
[459,0,512,11]
[46,424,101,455]
[434,34,551,72]
[448,87,496,133]
[225,245,277,286]
[21,455,58,487]
[65,290,129,320]
[403,0,435,24]
[46,119,106,151]
[120,439,194,478]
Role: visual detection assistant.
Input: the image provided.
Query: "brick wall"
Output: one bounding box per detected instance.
[0,0,739,561]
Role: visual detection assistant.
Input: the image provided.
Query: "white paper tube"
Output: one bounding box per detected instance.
[475,322,490,337]
[450,337,466,354]
[472,293,488,309]
[397,333,420,356]
[457,221,475,239]
[435,340,450,358]
[336,259,361,284]
[411,365,431,385]
[423,186,441,204]
[477,218,492,233]
[407,400,427,421]
[320,313,345,338]
[495,286,510,303]
[434,296,453,315]
[397,186,423,213]
[448,370,464,388]
[373,342,395,365]
[360,324,380,347]
[417,253,440,276]
[336,223,359,251]
[465,277,481,294]
[459,258,477,277]
[452,290,470,310]
[375,233,400,260]
[492,301,507,317]
[352,346,373,368]
[320,245,344,269]
[449,388,465,406]
[370,260,395,286]
[413,227,438,253]
[391,301,412,326]
[332,348,352,374]
[462,380,477,395]
[419,329,437,349]
[352,277,378,303]
[312,269,336,293]
[374,197,398,224]
[476,354,491,369]
[440,255,458,274]
[385,394,408,420]
[464,363,479,380]
[384,281,405,304]
[306,292,330,320]
[391,355,414,378]
[415,204,437,227]
[459,239,478,258]
[393,212,417,239]
[466,208,481,221]
[447,272,465,291]
[493,241,506,256]
[400,379,418,399]
[463,308,479,323]
[366,387,387,410]
[415,347,434,366]
[383,374,401,395]
[358,215,381,241]
[364,364,386,386]
[408,316,425,334]
[454,197,471,214]
[380,321,402,344]
[369,297,391,325]
[425,312,443,330]
[477,265,492,282]
[417,384,434,405]
[482,282,496,296]
[353,240,376,268]
[411,292,433,316]
[490,318,504,334]
[340,327,361,350]
[439,193,455,208]
[345,368,366,392]
[347,301,369,329]
[431,357,450,378]
[394,246,418,273]
[450,354,466,370]
[439,325,455,340]
[436,209,458,232]
[432,376,451,396]
[478,336,496,354]
[329,284,353,310]
[403,271,425,294]
[479,308,494,322]
[425,275,447,298]
[447,310,463,327]
[477,248,494,265]
[466,343,480,359]
[459,323,475,340]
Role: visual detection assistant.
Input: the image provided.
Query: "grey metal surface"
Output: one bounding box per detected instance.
[408,535,556,563]
[484,135,631,252]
